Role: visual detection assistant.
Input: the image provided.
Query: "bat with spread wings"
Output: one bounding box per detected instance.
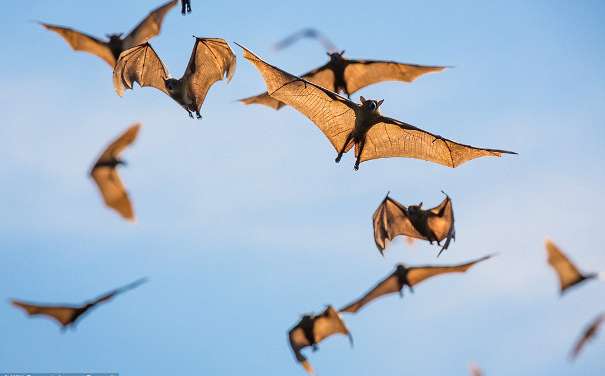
[90,124,140,222]
[181,0,192,14]
[570,313,605,360]
[238,44,515,170]
[39,0,177,68]
[545,240,600,294]
[288,305,353,375]
[273,28,337,53]
[240,49,446,109]
[11,278,147,330]
[340,255,493,314]
[113,37,236,119]
[373,191,455,257]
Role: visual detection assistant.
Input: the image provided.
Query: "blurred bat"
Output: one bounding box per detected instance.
[39,0,177,67]
[240,49,446,109]
[570,313,605,360]
[373,191,455,257]
[545,240,599,294]
[90,124,140,222]
[181,0,192,14]
[288,305,353,375]
[11,278,147,330]
[114,37,236,119]
[273,28,337,53]
[469,363,484,376]
[238,44,515,170]
[340,255,493,314]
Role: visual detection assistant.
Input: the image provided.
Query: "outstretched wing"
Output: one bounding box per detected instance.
[340,271,402,314]
[313,306,352,344]
[407,255,492,287]
[344,59,447,94]
[358,116,516,167]
[113,43,170,96]
[427,193,456,255]
[373,194,424,253]
[39,22,115,67]
[238,44,357,153]
[288,327,315,375]
[91,168,134,221]
[11,300,78,327]
[545,240,590,293]
[123,0,178,49]
[570,314,605,360]
[87,278,148,306]
[94,124,141,165]
[273,28,337,52]
[182,38,236,111]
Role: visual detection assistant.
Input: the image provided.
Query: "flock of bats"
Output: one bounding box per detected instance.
[10,0,602,374]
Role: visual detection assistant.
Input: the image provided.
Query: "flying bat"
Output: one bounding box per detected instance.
[90,124,140,222]
[469,363,484,376]
[181,0,192,14]
[11,278,147,330]
[288,305,353,375]
[340,255,493,314]
[237,44,516,170]
[240,50,446,110]
[39,0,177,68]
[273,28,337,53]
[373,191,455,257]
[113,37,236,119]
[570,313,605,360]
[545,239,601,294]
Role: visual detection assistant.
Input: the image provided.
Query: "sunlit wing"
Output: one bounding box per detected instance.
[123,0,178,48]
[12,300,78,327]
[95,124,140,164]
[383,196,424,241]
[406,255,492,287]
[340,273,401,313]
[545,240,588,293]
[113,43,170,96]
[426,193,455,254]
[313,306,352,345]
[91,167,134,221]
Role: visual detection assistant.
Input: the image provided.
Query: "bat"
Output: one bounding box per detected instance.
[339,255,493,314]
[113,37,236,119]
[39,0,177,68]
[238,44,516,170]
[239,49,446,109]
[90,124,140,222]
[288,305,353,375]
[545,239,599,294]
[181,0,192,14]
[373,191,455,257]
[11,278,147,330]
[570,313,605,360]
[469,363,484,376]
[273,28,337,53]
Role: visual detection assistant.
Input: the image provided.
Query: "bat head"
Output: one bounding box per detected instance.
[165,78,180,93]
[106,33,124,41]
[359,97,384,113]
[327,50,345,60]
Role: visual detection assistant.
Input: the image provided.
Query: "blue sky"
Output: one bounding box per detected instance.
[1,0,604,374]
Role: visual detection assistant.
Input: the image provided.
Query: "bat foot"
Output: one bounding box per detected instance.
[335,155,342,163]
[195,111,202,120]
[353,163,360,171]
[187,111,194,119]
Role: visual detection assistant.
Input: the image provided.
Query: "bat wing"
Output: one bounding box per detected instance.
[39,22,115,67]
[94,124,141,165]
[113,43,170,97]
[87,278,148,306]
[570,313,605,359]
[122,0,178,49]
[427,193,456,254]
[91,167,134,221]
[344,59,447,94]
[545,240,590,293]
[238,44,358,152]
[273,28,337,52]
[373,195,424,253]
[358,116,516,167]
[340,272,402,314]
[288,326,315,375]
[313,306,352,344]
[182,38,236,111]
[11,300,78,327]
[406,255,492,287]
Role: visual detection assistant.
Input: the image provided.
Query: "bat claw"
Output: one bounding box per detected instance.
[353,164,359,171]
[196,111,202,120]
[335,155,342,163]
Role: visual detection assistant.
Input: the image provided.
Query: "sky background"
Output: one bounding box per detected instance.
[1,0,604,375]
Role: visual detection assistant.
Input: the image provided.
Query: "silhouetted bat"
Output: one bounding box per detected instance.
[11,278,147,330]
[340,255,492,314]
[273,28,337,52]
[90,124,140,222]
[288,305,353,375]
[373,191,455,257]
[181,0,192,14]
[240,50,446,109]
[39,0,177,67]
[545,239,599,294]
[570,313,605,360]
[114,38,236,119]
[238,44,516,170]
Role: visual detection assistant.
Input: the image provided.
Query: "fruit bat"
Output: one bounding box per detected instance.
[181,0,192,14]
[90,124,140,222]
[273,28,337,53]
[339,255,493,314]
[545,239,601,294]
[39,0,177,68]
[237,44,516,170]
[570,313,605,360]
[469,364,484,376]
[113,37,236,119]
[239,49,446,110]
[373,191,455,257]
[11,278,147,330]
[288,305,353,375]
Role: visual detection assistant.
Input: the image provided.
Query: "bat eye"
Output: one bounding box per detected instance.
[368,101,377,111]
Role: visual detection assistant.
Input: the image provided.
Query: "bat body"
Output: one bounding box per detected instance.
[273,28,337,52]
[181,0,192,14]
[11,278,147,330]
[114,38,236,119]
[545,240,598,294]
[288,305,353,375]
[570,313,605,360]
[373,191,455,256]
[90,124,140,221]
[39,0,177,67]
[238,44,516,170]
[340,255,492,313]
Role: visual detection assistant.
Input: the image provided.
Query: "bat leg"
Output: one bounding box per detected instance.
[312,344,318,352]
[186,110,194,119]
[335,133,354,163]
[195,110,202,120]
[354,139,366,171]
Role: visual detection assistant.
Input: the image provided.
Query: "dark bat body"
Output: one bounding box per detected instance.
[288,305,353,375]
[373,191,455,256]
[238,44,516,170]
[114,38,236,119]
[40,0,177,67]
[340,255,492,314]
[11,278,147,330]
[570,313,605,360]
[545,240,598,294]
[181,0,192,14]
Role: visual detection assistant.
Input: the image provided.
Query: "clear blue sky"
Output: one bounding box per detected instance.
[1,1,604,375]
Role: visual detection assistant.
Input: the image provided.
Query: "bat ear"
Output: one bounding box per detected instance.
[418,202,423,208]
[326,52,331,56]
[377,99,384,108]
[360,96,366,104]
[340,50,345,55]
